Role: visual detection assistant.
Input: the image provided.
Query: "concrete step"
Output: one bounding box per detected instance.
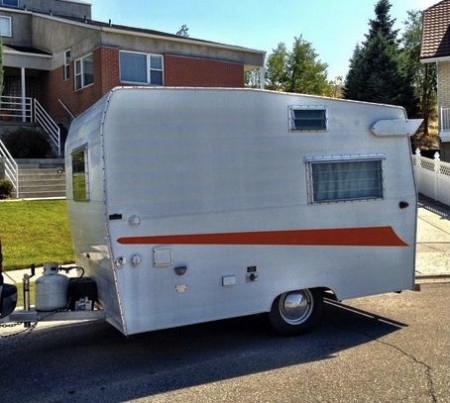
[19,169,65,180]
[18,168,65,174]
[17,166,66,199]
[19,183,66,192]
[16,158,64,169]
[18,190,66,199]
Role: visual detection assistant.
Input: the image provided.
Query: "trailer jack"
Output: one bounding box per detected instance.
[23,264,36,328]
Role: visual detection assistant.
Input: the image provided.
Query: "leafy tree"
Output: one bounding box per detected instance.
[400,10,437,136]
[265,42,289,91]
[330,76,344,98]
[344,0,418,117]
[176,24,189,38]
[287,36,330,95]
[265,37,330,96]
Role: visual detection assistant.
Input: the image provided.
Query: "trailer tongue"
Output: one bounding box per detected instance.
[0,251,104,330]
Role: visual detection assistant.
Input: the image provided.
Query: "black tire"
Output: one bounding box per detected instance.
[268,288,323,336]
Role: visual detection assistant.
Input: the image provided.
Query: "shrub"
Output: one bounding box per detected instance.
[2,129,51,158]
[0,179,13,199]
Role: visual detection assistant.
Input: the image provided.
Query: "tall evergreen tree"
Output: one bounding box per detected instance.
[345,44,365,100]
[344,0,418,116]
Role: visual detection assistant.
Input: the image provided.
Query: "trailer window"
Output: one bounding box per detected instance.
[72,149,89,202]
[307,157,384,203]
[290,107,327,131]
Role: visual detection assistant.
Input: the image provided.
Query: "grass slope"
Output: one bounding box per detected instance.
[0,200,74,271]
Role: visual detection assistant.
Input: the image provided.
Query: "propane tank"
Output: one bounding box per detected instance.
[35,263,69,311]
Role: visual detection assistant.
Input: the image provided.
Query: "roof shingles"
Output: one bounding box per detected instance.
[421,0,450,59]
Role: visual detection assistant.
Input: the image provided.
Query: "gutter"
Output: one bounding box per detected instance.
[420,55,450,63]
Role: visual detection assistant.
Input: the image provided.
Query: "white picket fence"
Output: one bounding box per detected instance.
[413,149,450,207]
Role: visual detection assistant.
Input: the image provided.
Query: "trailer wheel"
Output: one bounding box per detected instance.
[269,289,323,336]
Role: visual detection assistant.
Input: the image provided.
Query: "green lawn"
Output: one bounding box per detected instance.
[0,200,74,271]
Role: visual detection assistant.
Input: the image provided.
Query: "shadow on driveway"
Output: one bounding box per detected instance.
[0,300,406,402]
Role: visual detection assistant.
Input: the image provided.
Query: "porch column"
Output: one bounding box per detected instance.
[259,67,265,89]
[21,67,26,122]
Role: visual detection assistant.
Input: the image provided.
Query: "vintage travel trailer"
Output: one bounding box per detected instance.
[1,87,422,336]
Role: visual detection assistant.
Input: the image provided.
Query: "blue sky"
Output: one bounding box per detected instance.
[88,0,439,80]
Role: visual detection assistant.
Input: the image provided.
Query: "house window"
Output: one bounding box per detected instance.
[74,53,93,90]
[306,155,384,204]
[290,107,327,131]
[0,16,12,37]
[120,51,163,85]
[1,1,19,7]
[64,49,71,81]
[72,148,89,202]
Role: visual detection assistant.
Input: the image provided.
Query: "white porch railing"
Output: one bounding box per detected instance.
[413,149,450,207]
[0,139,19,198]
[0,95,33,122]
[441,107,450,132]
[0,96,61,156]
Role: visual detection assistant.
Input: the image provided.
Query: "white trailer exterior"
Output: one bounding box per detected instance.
[64,87,421,336]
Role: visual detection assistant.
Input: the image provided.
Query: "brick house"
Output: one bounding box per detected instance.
[420,0,450,162]
[1,0,265,126]
[0,0,264,198]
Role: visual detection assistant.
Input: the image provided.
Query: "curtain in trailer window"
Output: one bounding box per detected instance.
[312,160,383,203]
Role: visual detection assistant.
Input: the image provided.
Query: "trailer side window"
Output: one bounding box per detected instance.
[290,107,327,131]
[307,156,384,203]
[72,148,89,202]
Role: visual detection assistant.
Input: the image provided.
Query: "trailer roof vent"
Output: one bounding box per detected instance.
[290,106,327,131]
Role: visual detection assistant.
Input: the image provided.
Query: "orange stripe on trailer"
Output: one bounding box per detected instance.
[117,226,408,247]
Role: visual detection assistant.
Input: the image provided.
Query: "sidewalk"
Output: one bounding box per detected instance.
[416,195,450,279]
[2,196,449,284]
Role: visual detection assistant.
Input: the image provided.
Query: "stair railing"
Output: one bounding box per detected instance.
[0,139,19,198]
[34,99,61,157]
[0,96,62,157]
